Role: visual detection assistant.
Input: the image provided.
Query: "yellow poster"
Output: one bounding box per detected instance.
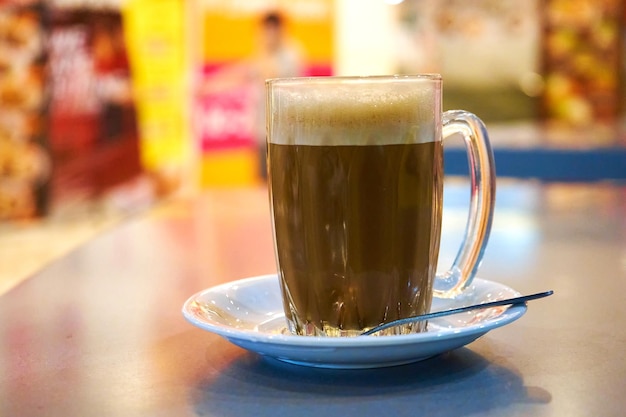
[123,0,188,187]
[196,0,334,186]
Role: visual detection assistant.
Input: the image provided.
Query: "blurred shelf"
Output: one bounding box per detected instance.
[444,122,626,182]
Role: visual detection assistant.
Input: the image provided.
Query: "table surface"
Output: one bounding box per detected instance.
[1,180,625,417]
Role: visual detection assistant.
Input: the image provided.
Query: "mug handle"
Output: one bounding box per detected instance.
[434,110,496,298]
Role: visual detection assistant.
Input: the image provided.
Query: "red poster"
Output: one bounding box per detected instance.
[48,6,141,199]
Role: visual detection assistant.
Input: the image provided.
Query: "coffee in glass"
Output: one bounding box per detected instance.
[266,75,494,336]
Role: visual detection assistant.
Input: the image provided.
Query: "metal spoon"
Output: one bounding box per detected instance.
[361,290,554,336]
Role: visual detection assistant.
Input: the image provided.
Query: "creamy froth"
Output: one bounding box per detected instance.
[267,77,441,146]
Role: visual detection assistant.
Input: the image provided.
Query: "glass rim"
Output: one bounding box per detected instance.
[266,73,442,86]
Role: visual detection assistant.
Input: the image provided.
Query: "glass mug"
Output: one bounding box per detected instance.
[266,75,495,337]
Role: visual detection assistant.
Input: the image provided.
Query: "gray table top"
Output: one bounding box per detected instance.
[1,181,625,417]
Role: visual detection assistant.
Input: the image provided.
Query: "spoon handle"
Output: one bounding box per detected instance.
[361,290,554,336]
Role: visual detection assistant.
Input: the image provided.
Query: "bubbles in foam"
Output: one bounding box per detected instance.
[268,80,440,146]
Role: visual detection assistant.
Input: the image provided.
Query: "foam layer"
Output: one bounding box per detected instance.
[267,78,441,146]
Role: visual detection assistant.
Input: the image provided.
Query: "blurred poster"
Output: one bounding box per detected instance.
[540,0,624,126]
[0,1,49,220]
[48,3,141,200]
[196,0,334,186]
[123,0,188,195]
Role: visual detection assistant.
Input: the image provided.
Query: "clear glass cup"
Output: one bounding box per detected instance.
[266,75,495,336]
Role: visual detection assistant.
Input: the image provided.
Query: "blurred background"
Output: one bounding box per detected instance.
[1,0,625,289]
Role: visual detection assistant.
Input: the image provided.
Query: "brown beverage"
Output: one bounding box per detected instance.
[267,76,445,336]
[269,141,443,336]
[267,75,495,337]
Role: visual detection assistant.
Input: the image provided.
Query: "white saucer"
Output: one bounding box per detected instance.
[182,274,526,369]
